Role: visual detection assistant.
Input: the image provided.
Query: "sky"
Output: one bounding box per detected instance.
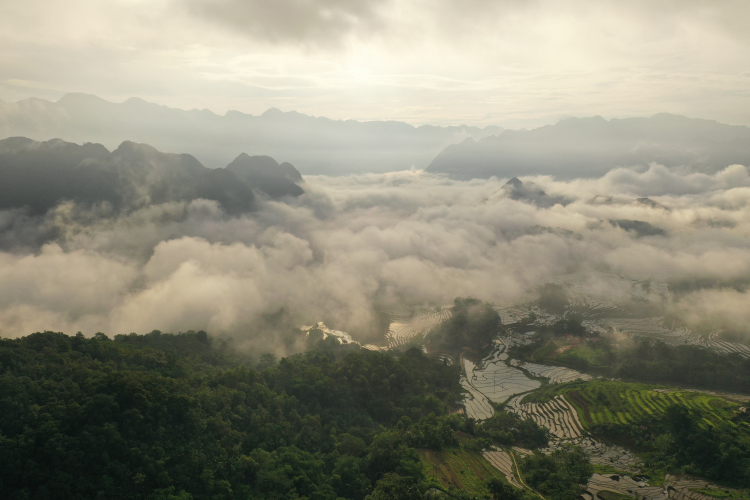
[1,0,749,128]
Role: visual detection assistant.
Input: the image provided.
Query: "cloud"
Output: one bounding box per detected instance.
[2,1,750,128]
[1,163,750,351]
[674,288,750,329]
[187,0,392,47]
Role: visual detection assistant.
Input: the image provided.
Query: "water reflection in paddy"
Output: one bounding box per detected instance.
[461,342,541,420]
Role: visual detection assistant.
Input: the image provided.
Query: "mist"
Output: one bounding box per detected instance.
[1,148,749,353]
[0,94,501,174]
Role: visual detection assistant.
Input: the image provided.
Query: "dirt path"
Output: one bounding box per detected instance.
[509,449,546,500]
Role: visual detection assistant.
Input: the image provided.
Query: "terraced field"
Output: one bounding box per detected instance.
[575,438,640,472]
[386,307,452,348]
[570,298,625,320]
[581,471,739,500]
[526,381,743,430]
[705,331,750,359]
[506,394,585,440]
[461,375,495,421]
[603,318,703,347]
[418,448,507,495]
[505,393,642,471]
[660,475,740,500]
[481,450,522,488]
[511,360,592,384]
[589,319,749,360]
[496,334,536,350]
[584,473,662,500]
[544,272,668,305]
[461,346,542,420]
[495,306,531,325]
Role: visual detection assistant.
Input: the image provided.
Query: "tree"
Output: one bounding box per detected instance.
[427,297,501,350]
[487,478,521,500]
[366,473,423,500]
[521,445,592,500]
[257,352,277,370]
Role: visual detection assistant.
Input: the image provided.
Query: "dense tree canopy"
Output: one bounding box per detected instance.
[520,445,592,500]
[475,412,549,450]
[602,405,750,487]
[427,298,501,351]
[0,331,464,500]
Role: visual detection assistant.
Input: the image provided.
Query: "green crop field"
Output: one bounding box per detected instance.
[531,339,560,361]
[692,488,750,500]
[597,491,633,500]
[522,380,744,430]
[418,448,507,495]
[555,344,609,366]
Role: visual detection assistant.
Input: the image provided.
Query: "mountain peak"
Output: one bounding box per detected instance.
[261,107,284,118]
[57,93,112,107]
[225,154,304,197]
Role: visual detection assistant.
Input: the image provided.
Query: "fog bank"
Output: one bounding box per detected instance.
[1,163,749,353]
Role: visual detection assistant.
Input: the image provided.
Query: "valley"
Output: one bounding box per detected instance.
[363,273,750,500]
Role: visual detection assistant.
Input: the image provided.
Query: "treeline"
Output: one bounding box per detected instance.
[612,341,750,394]
[0,330,565,500]
[511,329,750,394]
[426,298,501,351]
[597,405,750,487]
[0,331,462,499]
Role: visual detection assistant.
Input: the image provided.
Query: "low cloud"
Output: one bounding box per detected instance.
[1,163,749,352]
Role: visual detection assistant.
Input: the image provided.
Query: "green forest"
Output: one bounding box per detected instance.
[523,380,750,487]
[0,329,580,500]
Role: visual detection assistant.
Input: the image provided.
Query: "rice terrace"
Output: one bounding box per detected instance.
[388,274,750,500]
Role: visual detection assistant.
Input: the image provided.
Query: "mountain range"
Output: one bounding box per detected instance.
[2,95,749,181]
[0,137,303,215]
[426,113,750,179]
[0,94,502,175]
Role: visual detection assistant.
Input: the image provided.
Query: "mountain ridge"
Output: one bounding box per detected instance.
[0,137,304,216]
[427,113,750,179]
[0,93,503,175]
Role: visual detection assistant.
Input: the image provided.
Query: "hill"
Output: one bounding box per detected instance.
[0,137,304,215]
[0,93,502,175]
[0,330,467,499]
[427,114,750,180]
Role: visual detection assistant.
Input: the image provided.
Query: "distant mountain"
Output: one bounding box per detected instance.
[0,93,502,175]
[226,154,303,198]
[0,137,304,215]
[427,114,750,179]
[488,177,571,208]
[609,219,667,237]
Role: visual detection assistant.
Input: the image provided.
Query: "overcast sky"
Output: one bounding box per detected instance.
[1,0,749,128]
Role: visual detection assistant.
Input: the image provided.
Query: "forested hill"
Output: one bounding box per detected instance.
[0,137,304,216]
[0,331,465,500]
[0,93,502,174]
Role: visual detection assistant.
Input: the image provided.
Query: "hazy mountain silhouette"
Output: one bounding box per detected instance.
[0,93,502,175]
[226,154,304,198]
[0,138,304,215]
[427,114,750,179]
[609,219,667,237]
[492,177,571,207]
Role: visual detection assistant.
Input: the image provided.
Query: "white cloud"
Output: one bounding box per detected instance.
[1,1,749,127]
[1,164,750,348]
